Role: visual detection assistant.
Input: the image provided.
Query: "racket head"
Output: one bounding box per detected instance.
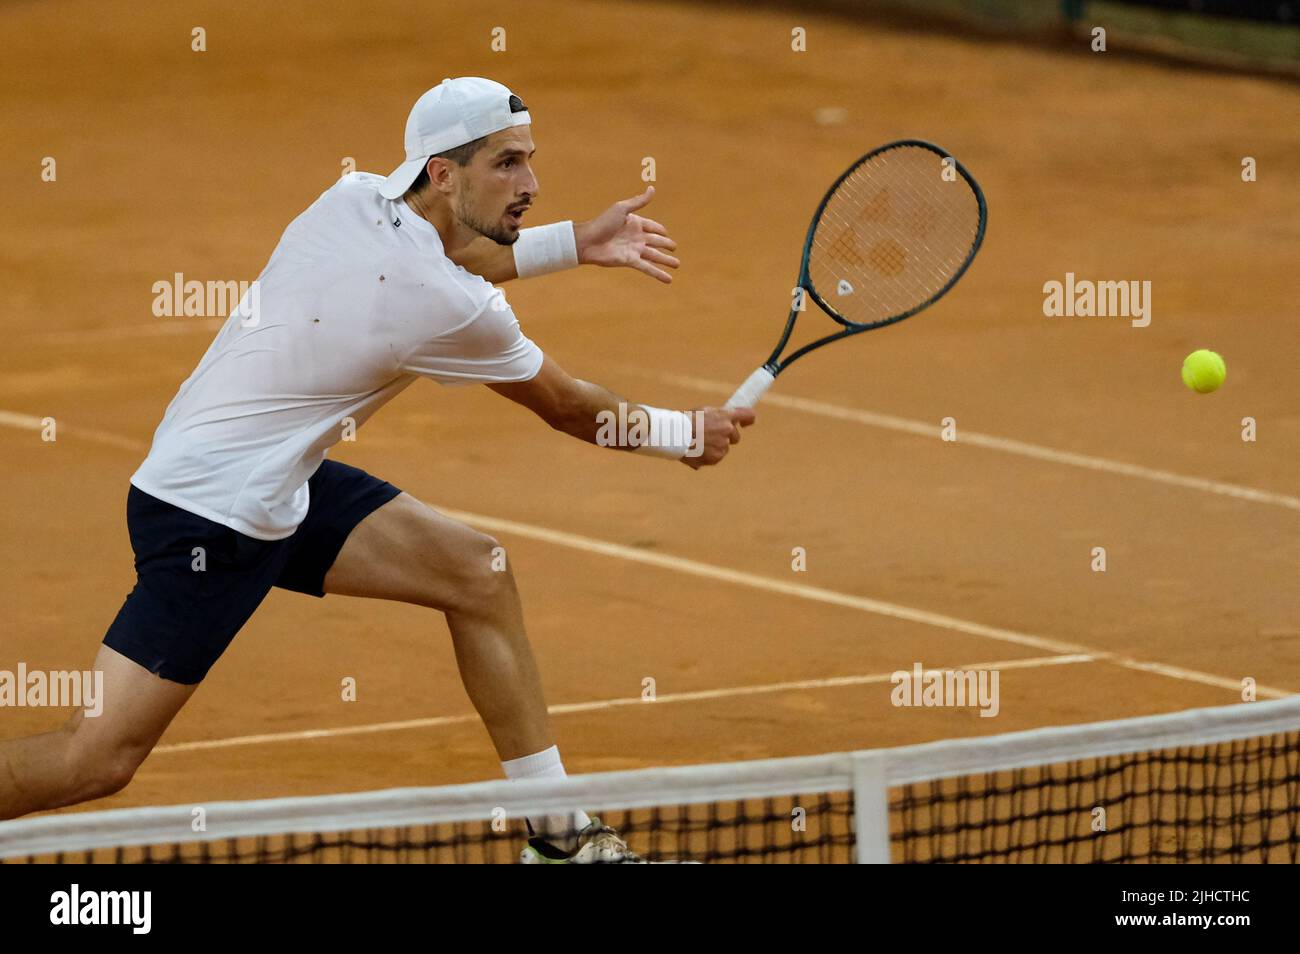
[798,139,987,333]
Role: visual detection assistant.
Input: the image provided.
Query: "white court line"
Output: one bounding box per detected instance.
[624,369,1300,513]
[0,411,147,453]
[437,506,1290,700]
[2,413,1289,715]
[23,318,223,345]
[153,654,1095,754]
[13,318,1299,511]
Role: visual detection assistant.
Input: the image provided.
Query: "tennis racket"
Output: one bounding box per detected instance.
[725,140,988,409]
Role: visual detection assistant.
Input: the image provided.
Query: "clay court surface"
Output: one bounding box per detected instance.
[2,0,1299,814]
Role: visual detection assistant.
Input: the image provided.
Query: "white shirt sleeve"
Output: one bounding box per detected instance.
[399,287,544,386]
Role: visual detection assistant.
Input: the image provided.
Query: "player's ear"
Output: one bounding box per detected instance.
[425,156,458,195]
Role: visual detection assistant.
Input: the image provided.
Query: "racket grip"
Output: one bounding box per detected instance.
[724,367,776,410]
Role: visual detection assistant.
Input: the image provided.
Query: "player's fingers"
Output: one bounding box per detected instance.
[643,231,677,250]
[620,186,655,212]
[642,248,680,269]
[728,424,742,445]
[638,216,670,236]
[631,259,674,284]
[728,407,757,426]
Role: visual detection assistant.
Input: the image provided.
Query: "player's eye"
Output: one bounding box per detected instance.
[501,158,516,168]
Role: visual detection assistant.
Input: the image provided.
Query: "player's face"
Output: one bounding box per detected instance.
[456,126,538,245]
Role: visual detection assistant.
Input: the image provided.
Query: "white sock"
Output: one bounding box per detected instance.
[502,745,592,848]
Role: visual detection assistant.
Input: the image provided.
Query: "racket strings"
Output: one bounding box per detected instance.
[808,145,983,328]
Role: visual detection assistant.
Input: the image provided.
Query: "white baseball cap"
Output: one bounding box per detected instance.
[379,77,532,200]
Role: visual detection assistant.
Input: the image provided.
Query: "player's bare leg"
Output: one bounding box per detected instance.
[323,492,643,861]
[322,492,553,762]
[0,645,196,820]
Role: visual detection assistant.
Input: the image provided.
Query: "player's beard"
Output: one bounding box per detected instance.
[456,179,518,246]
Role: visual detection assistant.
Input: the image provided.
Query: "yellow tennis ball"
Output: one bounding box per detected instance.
[1181,349,1226,394]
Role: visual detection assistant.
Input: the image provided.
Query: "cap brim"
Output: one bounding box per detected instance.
[378,156,429,200]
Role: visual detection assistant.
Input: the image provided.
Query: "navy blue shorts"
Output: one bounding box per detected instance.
[103,460,402,684]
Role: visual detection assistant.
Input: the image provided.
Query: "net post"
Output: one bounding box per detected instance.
[851,752,891,864]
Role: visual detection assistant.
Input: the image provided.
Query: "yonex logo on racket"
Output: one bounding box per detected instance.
[723,141,987,411]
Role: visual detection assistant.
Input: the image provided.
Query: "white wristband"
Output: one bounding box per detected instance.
[631,405,696,460]
[513,221,579,279]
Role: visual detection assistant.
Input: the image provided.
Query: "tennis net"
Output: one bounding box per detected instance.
[2,696,1297,863]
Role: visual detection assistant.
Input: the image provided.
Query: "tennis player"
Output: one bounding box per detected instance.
[0,77,755,864]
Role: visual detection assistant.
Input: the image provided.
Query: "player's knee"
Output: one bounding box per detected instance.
[70,740,148,801]
[446,531,513,615]
[94,757,139,799]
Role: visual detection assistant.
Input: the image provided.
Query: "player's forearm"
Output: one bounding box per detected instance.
[547,381,702,462]
[545,378,633,447]
[447,222,579,284]
[489,357,711,462]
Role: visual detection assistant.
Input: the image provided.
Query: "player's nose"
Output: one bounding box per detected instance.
[521,165,540,197]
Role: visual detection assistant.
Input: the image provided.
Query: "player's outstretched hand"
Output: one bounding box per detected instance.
[683,406,756,470]
[575,187,680,283]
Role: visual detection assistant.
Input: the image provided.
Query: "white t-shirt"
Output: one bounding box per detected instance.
[131,172,543,540]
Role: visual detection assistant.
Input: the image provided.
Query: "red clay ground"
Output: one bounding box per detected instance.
[2,0,1298,813]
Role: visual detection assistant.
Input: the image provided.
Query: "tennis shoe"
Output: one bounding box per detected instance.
[519,817,646,864]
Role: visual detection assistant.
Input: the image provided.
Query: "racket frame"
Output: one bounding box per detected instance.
[762,138,988,377]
